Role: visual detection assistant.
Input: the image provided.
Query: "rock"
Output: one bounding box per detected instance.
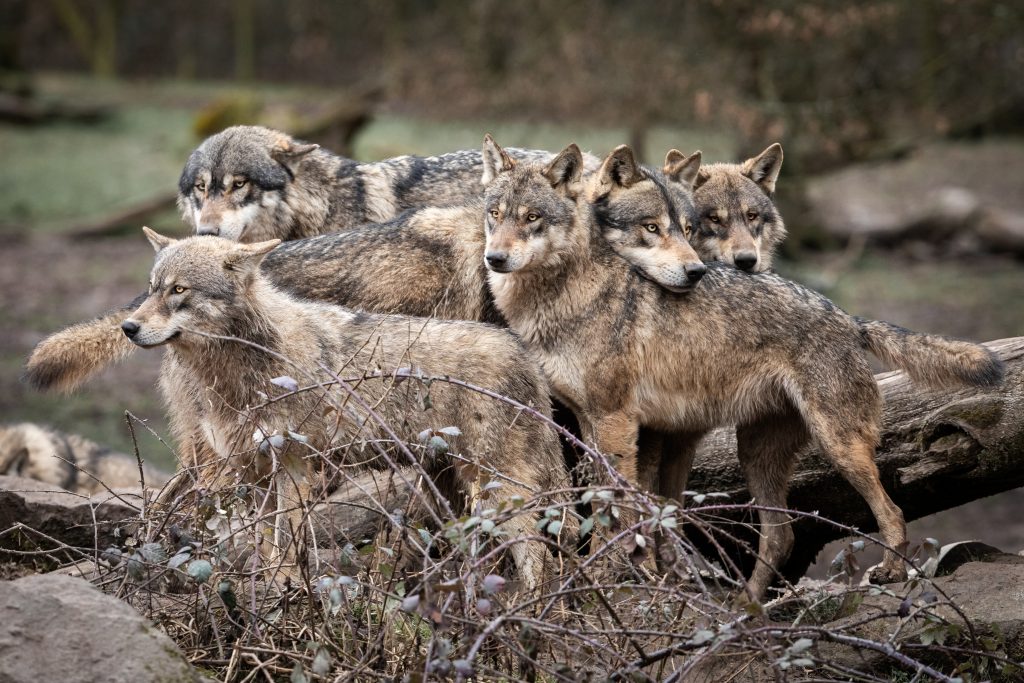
[0,573,207,682]
[0,475,140,558]
[818,559,1024,674]
[803,141,1024,255]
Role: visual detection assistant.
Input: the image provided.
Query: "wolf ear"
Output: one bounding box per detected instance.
[270,139,319,166]
[741,143,783,196]
[543,144,583,192]
[224,239,281,273]
[663,150,702,190]
[481,134,516,186]
[693,168,711,191]
[597,145,644,193]
[142,226,176,253]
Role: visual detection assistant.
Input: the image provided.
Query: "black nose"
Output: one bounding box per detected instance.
[485,252,508,268]
[684,263,707,283]
[734,252,758,271]
[121,320,140,339]
[196,224,219,236]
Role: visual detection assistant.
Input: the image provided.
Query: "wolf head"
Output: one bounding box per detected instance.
[176,126,319,242]
[121,227,280,348]
[688,143,786,273]
[481,136,706,292]
[586,145,706,292]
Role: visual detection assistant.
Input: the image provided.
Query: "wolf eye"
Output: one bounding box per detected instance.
[643,223,659,233]
[172,285,186,294]
[489,209,500,219]
[708,214,720,224]
[526,212,540,222]
[233,179,248,189]
[195,181,206,192]
[683,223,692,237]
[746,210,759,221]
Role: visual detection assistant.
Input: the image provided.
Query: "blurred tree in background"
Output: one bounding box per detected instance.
[3,0,1021,170]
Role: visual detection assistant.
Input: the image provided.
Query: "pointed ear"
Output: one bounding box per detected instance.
[270,138,319,166]
[481,134,516,185]
[693,167,711,191]
[741,143,783,196]
[663,150,702,190]
[142,226,176,253]
[597,145,645,192]
[543,143,583,191]
[224,239,281,272]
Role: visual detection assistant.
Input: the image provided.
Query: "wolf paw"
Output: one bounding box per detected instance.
[867,565,908,585]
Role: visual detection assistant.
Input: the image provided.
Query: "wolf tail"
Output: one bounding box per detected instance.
[856,317,1004,390]
[24,293,145,393]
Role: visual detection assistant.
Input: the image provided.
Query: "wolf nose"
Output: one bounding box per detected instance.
[684,263,707,283]
[196,224,220,236]
[120,320,140,339]
[485,251,508,269]
[734,252,758,271]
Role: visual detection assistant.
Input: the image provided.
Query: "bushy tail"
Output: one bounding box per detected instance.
[24,293,145,393]
[856,317,1004,390]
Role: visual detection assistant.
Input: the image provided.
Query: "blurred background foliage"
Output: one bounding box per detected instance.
[0,0,1022,561]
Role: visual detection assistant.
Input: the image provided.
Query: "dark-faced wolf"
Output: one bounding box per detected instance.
[177,125,590,242]
[480,138,1002,599]
[121,228,575,588]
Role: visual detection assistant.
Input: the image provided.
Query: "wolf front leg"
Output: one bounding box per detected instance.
[266,451,311,583]
[582,411,641,487]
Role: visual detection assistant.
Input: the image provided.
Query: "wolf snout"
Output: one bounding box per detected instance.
[196,224,220,236]
[485,251,509,270]
[684,263,707,284]
[734,251,758,271]
[120,320,140,339]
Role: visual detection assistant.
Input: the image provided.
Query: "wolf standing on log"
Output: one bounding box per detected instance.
[479,137,1002,599]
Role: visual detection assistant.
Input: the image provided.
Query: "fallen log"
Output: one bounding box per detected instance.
[316,337,1024,580]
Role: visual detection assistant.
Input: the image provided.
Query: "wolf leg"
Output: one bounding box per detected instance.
[736,409,809,601]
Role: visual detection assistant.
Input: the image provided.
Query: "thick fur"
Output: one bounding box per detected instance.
[0,423,170,494]
[689,144,787,272]
[123,232,575,588]
[27,141,703,393]
[177,125,596,242]
[481,141,1003,599]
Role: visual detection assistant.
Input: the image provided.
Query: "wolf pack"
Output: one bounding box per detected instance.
[14,125,1003,601]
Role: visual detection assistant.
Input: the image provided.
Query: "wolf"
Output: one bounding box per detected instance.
[120,229,576,588]
[0,423,170,494]
[682,143,786,272]
[480,139,1002,599]
[177,125,598,243]
[26,139,705,393]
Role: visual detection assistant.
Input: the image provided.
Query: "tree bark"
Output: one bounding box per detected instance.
[315,337,1024,578]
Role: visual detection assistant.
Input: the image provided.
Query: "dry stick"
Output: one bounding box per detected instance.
[124,410,148,524]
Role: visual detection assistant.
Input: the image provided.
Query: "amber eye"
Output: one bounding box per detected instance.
[708,214,720,224]
[173,285,186,294]
[683,223,692,237]
[489,209,499,219]
[746,210,759,221]
[526,212,540,222]
[195,181,206,192]
[643,223,659,233]
[233,178,248,189]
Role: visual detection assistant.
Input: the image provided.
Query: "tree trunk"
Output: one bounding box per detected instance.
[315,337,1024,579]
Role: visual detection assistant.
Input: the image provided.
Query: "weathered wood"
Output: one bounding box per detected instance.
[315,338,1024,579]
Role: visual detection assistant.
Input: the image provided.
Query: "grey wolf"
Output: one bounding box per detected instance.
[27,138,704,393]
[121,229,575,588]
[0,423,170,494]
[686,143,786,272]
[177,125,594,243]
[480,139,1002,599]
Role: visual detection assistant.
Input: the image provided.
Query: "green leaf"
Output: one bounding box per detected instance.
[579,517,595,537]
[187,559,213,584]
